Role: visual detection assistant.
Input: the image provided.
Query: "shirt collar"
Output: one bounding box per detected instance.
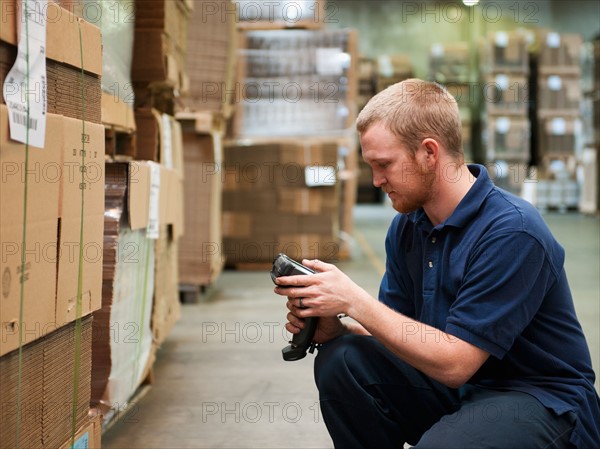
[408,164,494,231]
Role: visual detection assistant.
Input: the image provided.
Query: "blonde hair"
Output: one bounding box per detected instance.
[357,79,463,161]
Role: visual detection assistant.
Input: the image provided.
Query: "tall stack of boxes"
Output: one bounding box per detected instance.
[67,0,186,423]
[429,42,474,161]
[1,1,104,446]
[224,7,359,264]
[534,32,583,211]
[175,1,237,295]
[480,31,531,194]
[579,36,600,214]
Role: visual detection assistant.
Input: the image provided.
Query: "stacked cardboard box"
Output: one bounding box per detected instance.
[177,113,226,286]
[429,42,470,84]
[132,0,192,96]
[430,43,473,162]
[535,32,583,159]
[222,141,341,264]
[532,32,583,210]
[181,0,237,117]
[232,28,358,137]
[93,161,183,418]
[480,31,531,194]
[0,318,94,448]
[375,54,413,93]
[579,36,600,214]
[54,0,137,159]
[233,0,326,29]
[1,5,104,442]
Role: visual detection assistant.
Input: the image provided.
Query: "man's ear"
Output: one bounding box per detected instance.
[420,138,440,166]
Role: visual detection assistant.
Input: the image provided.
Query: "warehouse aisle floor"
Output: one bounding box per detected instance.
[103,205,599,449]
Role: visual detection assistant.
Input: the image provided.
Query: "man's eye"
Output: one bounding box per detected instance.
[379,162,389,169]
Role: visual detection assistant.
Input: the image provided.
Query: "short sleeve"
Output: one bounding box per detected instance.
[378,216,415,318]
[446,231,557,359]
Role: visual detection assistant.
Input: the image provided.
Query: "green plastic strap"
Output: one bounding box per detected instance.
[71,18,86,448]
[133,238,152,390]
[15,2,32,448]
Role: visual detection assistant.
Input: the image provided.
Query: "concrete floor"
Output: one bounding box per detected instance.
[103,205,599,449]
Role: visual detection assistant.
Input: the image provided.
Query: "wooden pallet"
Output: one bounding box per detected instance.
[99,375,153,436]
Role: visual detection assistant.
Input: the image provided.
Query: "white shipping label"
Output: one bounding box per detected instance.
[431,44,444,58]
[495,117,511,134]
[548,75,562,91]
[161,114,173,169]
[146,162,161,240]
[2,0,47,148]
[551,118,567,135]
[495,32,509,48]
[378,55,394,77]
[547,32,561,48]
[316,48,345,76]
[495,74,509,91]
[305,166,336,187]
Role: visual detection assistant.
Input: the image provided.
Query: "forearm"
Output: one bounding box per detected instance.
[349,293,486,388]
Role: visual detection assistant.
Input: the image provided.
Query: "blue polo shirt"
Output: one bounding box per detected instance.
[379,164,600,448]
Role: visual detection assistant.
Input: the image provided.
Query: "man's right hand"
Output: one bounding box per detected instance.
[285,309,346,344]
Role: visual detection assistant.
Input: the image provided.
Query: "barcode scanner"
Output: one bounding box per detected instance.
[271,253,319,361]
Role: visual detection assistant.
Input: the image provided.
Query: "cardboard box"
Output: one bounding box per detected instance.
[483,73,529,115]
[179,130,224,285]
[181,0,236,116]
[222,141,341,264]
[234,0,326,29]
[485,116,530,161]
[481,31,529,74]
[56,115,105,327]
[135,108,184,175]
[537,32,583,74]
[135,0,191,53]
[92,163,155,414]
[0,0,102,76]
[0,317,93,449]
[537,75,581,116]
[0,106,104,356]
[132,29,187,90]
[538,117,581,156]
[233,28,357,137]
[58,413,102,449]
[429,42,470,83]
[153,224,181,346]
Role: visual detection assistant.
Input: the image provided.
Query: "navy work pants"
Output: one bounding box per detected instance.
[314,335,575,449]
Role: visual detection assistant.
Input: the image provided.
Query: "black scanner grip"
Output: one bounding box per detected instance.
[271,253,318,361]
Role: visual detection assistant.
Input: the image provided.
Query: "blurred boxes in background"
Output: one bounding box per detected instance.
[429,42,470,83]
[222,140,346,264]
[232,28,358,137]
[480,31,530,74]
[485,116,531,162]
[536,32,582,75]
[376,54,413,93]
[133,0,192,94]
[181,0,237,117]
[233,0,326,29]
[177,112,226,287]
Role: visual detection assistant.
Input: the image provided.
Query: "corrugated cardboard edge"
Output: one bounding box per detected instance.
[0,0,102,75]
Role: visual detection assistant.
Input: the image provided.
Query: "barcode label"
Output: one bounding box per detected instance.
[1,0,47,148]
[12,112,38,130]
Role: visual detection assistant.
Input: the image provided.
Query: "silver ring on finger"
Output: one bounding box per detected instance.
[299,298,304,308]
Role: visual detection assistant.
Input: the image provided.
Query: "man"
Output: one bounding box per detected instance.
[273,79,600,448]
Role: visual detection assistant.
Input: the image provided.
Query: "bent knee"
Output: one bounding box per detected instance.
[314,334,376,395]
